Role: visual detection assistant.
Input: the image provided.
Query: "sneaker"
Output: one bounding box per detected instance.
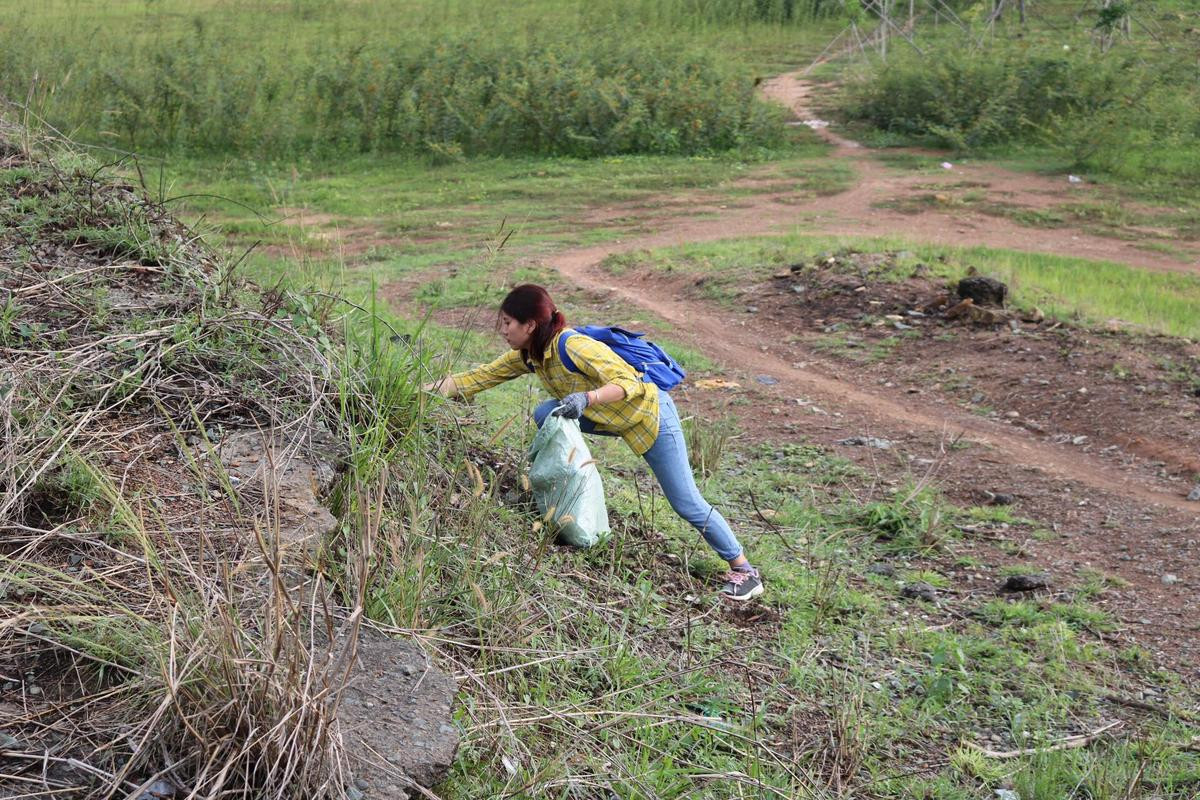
[720,568,764,601]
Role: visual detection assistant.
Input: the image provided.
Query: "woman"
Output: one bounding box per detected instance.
[426,284,763,601]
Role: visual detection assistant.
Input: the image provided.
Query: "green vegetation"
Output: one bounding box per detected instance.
[837,3,1200,194]
[7,0,1200,796]
[2,0,847,158]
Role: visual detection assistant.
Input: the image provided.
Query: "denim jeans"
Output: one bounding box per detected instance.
[533,393,744,562]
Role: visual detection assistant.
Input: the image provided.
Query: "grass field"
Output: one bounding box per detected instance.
[6,1,1200,798]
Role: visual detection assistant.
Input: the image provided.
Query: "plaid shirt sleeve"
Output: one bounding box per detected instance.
[451,349,528,397]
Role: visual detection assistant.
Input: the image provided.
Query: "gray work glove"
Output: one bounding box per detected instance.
[551,392,589,420]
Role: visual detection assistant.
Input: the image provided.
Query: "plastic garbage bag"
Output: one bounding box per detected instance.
[527,412,609,548]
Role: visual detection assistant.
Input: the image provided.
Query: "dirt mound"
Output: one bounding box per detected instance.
[0,134,457,797]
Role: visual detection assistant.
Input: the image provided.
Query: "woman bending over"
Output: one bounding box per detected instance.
[426,284,763,601]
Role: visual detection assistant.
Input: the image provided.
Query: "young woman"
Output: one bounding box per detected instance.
[426,284,763,601]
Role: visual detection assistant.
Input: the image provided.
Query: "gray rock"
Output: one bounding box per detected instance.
[837,436,894,450]
[341,630,459,797]
[901,582,937,602]
[204,429,345,558]
[1161,574,1179,586]
[866,562,895,577]
[1187,485,1200,502]
[133,779,181,799]
[985,491,1014,506]
[754,375,779,386]
[1002,573,1050,592]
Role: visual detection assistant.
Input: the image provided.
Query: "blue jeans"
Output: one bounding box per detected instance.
[534,393,744,562]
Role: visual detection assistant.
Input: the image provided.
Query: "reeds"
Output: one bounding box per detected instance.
[1,6,794,159]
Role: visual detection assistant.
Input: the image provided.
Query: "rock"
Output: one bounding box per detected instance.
[943,297,975,320]
[1187,485,1200,501]
[205,429,345,558]
[956,276,1007,307]
[134,779,181,799]
[901,582,938,602]
[1001,573,1050,592]
[745,306,759,314]
[754,375,779,386]
[791,284,806,294]
[1161,574,1179,586]
[341,629,460,797]
[985,491,1014,506]
[867,562,895,577]
[995,789,1021,800]
[837,436,894,450]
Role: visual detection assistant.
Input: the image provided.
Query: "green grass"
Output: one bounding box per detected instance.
[599,232,1200,339]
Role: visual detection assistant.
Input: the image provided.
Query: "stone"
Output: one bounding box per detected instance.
[901,582,938,602]
[1161,574,1179,586]
[133,780,181,799]
[205,428,345,558]
[1187,485,1200,502]
[837,436,894,450]
[867,562,895,577]
[754,375,779,386]
[1001,573,1050,592]
[985,491,1014,506]
[341,629,460,797]
[957,275,1007,307]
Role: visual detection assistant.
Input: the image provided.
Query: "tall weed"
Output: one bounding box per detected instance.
[1,15,789,158]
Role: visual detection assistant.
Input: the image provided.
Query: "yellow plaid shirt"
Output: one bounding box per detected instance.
[452,330,662,454]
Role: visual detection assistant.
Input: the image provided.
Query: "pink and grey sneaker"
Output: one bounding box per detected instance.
[720,566,764,601]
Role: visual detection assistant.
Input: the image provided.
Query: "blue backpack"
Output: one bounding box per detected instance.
[556,326,686,391]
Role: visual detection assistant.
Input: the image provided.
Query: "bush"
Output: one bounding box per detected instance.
[0,23,787,159]
[838,39,1200,185]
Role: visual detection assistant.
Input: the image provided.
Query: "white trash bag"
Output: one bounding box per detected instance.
[527,413,610,548]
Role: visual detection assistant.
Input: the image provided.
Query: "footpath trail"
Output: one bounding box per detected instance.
[539,71,1200,671]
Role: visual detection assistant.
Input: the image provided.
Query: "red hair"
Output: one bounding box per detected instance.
[500,284,566,365]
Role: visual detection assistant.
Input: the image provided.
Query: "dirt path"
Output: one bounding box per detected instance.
[533,72,1200,672]
[568,73,1199,277]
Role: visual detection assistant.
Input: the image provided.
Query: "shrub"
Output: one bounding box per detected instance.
[838,39,1200,186]
[0,23,788,159]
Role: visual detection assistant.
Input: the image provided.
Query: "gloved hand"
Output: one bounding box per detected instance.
[551,392,590,420]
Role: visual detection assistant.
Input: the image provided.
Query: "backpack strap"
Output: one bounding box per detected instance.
[556,328,581,374]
